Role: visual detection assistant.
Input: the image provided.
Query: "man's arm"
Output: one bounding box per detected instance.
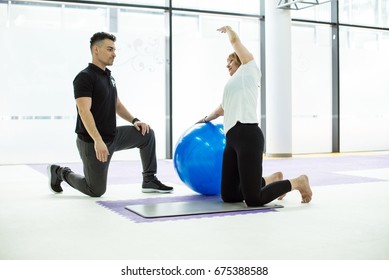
[116,97,150,135]
[76,97,109,162]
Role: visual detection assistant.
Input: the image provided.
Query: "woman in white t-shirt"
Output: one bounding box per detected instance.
[200,26,312,206]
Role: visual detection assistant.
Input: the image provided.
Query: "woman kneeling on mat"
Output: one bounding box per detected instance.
[198,26,312,207]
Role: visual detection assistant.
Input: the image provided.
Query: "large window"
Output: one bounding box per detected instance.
[0,1,93,164]
[339,0,389,28]
[172,13,261,147]
[78,0,166,7]
[0,1,166,164]
[172,0,260,14]
[114,8,166,160]
[339,27,389,151]
[291,23,332,153]
[291,1,331,22]
[1,0,389,164]
[337,0,389,152]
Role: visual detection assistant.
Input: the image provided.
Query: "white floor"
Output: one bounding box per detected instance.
[1,154,389,261]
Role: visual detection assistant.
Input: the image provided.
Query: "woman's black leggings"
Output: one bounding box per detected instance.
[221,122,291,207]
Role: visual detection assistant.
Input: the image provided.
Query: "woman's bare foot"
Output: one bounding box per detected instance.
[264,171,283,185]
[290,175,312,203]
[264,172,286,200]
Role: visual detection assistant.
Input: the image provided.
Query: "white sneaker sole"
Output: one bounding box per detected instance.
[142,188,173,193]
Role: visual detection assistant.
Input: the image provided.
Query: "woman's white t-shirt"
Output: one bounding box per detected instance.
[221,60,261,134]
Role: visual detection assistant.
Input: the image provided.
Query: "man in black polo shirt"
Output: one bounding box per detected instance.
[47,32,173,197]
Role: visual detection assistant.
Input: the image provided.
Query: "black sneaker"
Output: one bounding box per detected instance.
[142,177,173,193]
[47,164,63,193]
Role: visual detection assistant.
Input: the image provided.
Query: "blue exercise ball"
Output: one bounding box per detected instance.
[174,122,226,195]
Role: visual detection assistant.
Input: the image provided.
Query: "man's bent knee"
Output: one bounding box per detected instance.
[89,190,105,197]
[87,185,106,197]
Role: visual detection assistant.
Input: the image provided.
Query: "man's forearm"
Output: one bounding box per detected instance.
[116,101,137,123]
[79,110,103,142]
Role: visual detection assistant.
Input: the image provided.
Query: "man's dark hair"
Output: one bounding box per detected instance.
[90,32,116,50]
